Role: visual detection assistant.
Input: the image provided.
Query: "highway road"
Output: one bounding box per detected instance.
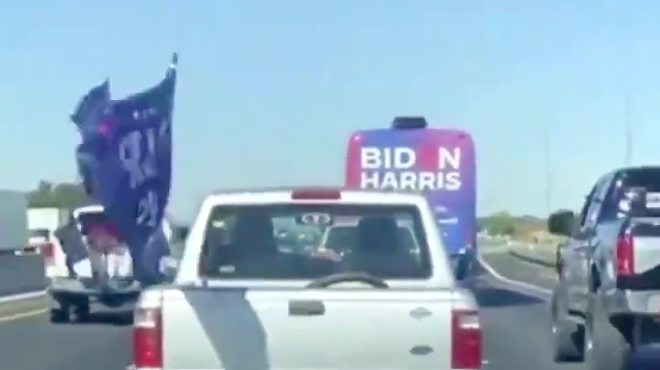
[0,311,131,370]
[0,250,656,370]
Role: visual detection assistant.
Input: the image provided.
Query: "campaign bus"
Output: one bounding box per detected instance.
[344,116,476,279]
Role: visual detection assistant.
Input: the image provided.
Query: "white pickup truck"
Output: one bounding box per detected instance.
[47,204,174,323]
[131,187,482,370]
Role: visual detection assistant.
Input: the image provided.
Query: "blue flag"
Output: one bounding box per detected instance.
[71,54,178,284]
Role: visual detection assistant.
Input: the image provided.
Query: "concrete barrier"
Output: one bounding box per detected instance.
[0,255,45,297]
[508,244,556,269]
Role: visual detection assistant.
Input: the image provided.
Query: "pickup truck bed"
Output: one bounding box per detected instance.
[158,286,468,370]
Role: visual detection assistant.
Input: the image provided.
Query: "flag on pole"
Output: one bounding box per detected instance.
[71,54,178,284]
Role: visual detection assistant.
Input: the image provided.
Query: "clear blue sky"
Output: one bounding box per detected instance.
[1,1,659,220]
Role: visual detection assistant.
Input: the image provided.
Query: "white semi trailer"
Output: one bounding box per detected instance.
[0,191,29,255]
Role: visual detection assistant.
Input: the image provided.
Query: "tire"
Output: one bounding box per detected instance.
[55,301,90,324]
[585,292,632,370]
[551,285,584,362]
[49,309,67,324]
[70,303,90,323]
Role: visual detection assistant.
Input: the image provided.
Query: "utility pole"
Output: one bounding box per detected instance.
[622,4,633,166]
[623,48,632,166]
[544,132,552,216]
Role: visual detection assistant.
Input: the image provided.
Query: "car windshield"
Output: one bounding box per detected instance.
[198,203,432,279]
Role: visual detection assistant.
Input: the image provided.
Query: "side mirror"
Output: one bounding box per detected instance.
[548,210,576,237]
[451,254,469,281]
[580,227,596,239]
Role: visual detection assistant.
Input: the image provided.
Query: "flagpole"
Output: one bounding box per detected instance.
[168,53,178,77]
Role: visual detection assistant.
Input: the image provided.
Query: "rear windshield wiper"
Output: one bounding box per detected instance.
[306,272,389,289]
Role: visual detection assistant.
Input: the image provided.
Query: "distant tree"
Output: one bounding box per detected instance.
[481,211,517,235]
[477,217,488,232]
[27,181,89,210]
[36,180,53,194]
[547,208,576,236]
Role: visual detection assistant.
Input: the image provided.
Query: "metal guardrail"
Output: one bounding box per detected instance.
[507,244,556,268]
[0,255,45,295]
[477,236,558,269]
[0,255,47,303]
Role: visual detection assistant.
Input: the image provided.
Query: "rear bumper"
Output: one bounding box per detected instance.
[48,278,141,308]
[602,288,660,316]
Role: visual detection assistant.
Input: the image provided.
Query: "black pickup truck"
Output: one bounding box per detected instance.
[550,166,660,370]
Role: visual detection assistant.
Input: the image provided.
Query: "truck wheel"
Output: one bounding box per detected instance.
[60,301,90,324]
[49,309,67,324]
[551,285,584,362]
[70,303,90,323]
[585,293,632,370]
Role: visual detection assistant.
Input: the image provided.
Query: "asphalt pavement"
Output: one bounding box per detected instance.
[0,250,654,370]
[481,250,558,291]
[0,311,132,370]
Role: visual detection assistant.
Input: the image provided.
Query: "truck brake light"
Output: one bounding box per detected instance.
[451,308,481,369]
[291,188,341,200]
[41,243,54,259]
[133,305,163,369]
[616,231,635,276]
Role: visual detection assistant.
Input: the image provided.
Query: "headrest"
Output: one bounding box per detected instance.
[356,216,399,253]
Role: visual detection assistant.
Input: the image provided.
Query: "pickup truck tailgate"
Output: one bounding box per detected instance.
[161,288,454,370]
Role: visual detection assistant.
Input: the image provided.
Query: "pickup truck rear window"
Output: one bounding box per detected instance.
[608,169,660,218]
[198,204,432,279]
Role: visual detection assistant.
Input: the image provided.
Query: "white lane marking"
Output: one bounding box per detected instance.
[0,308,46,323]
[506,252,559,280]
[477,253,552,298]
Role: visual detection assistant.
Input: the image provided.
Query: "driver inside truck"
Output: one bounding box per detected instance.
[344,215,420,277]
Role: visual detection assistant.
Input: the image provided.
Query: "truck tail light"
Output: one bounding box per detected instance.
[291,188,341,200]
[41,243,55,266]
[616,229,634,276]
[133,299,163,369]
[41,243,54,258]
[451,308,481,369]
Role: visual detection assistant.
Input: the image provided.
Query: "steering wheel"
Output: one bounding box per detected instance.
[306,272,389,289]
